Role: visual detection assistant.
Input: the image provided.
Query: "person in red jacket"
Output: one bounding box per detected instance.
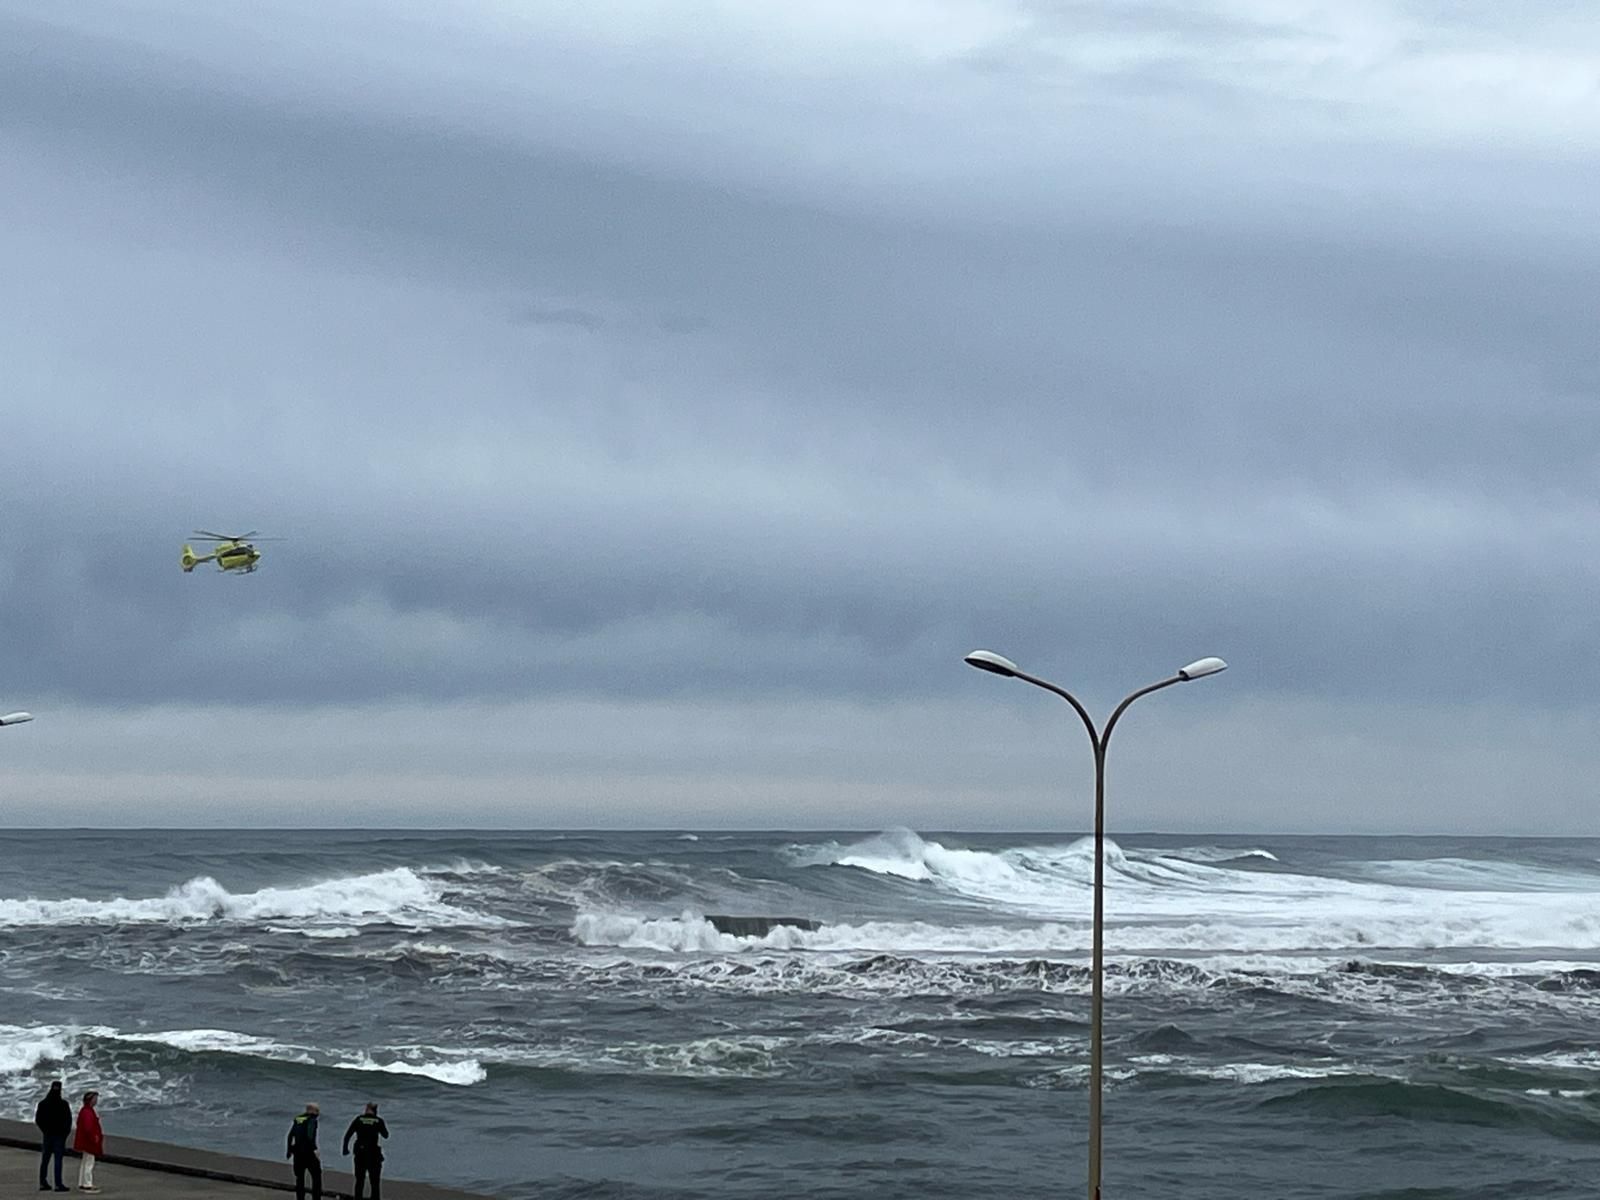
[73,1091,104,1193]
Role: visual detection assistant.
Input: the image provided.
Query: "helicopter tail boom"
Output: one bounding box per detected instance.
[180,543,213,572]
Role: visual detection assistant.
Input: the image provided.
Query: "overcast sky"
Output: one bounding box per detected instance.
[1,0,1596,831]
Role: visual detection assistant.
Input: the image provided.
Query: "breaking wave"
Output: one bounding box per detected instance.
[331,1055,488,1085]
[571,904,1600,958]
[784,829,1294,917]
[1162,846,1280,865]
[0,1022,485,1086]
[771,830,1600,957]
[0,868,501,930]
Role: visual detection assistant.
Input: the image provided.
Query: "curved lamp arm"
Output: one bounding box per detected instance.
[964,650,1098,750]
[964,652,1227,751]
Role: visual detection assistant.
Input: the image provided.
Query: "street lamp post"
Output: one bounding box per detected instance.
[963,650,1226,1200]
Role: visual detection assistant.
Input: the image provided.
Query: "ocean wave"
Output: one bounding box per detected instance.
[554,934,1600,1024]
[263,925,362,939]
[1358,855,1600,894]
[1173,1061,1351,1084]
[0,1023,75,1073]
[1258,1078,1600,1138]
[117,1027,313,1059]
[786,830,1302,917]
[782,831,1600,949]
[512,858,737,911]
[572,910,1104,954]
[1159,846,1280,865]
[571,900,1600,958]
[0,1024,193,1115]
[0,867,502,930]
[791,828,1028,886]
[0,1022,484,1087]
[332,1055,487,1085]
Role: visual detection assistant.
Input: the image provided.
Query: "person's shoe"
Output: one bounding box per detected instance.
[55,1186,70,1192]
[80,1188,102,1193]
[39,1184,52,1191]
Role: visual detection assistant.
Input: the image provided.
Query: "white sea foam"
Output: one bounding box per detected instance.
[0,1024,75,1073]
[961,1037,1083,1058]
[332,1055,487,1085]
[1177,1061,1352,1084]
[116,1027,312,1058]
[1504,1050,1600,1072]
[264,925,361,939]
[499,1034,793,1079]
[0,868,501,930]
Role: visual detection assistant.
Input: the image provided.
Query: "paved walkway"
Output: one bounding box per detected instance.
[4,1143,285,1196]
[0,1119,496,1199]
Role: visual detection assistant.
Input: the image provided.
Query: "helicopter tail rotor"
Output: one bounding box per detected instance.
[180,543,213,572]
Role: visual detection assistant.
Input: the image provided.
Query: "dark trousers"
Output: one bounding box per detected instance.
[293,1153,323,1200]
[354,1152,383,1200]
[39,1133,65,1187]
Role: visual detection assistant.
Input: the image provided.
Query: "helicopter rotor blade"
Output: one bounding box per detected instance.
[190,530,286,541]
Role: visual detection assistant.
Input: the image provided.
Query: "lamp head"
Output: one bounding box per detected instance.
[963,650,1020,678]
[0,712,33,726]
[1177,657,1227,681]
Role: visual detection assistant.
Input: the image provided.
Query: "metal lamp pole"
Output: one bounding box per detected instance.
[964,650,1227,1200]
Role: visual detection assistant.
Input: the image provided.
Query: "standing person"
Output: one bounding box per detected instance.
[73,1091,104,1193]
[35,1080,72,1192]
[342,1102,390,1200]
[285,1102,322,1200]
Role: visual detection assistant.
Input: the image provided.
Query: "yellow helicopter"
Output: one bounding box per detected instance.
[180,530,282,574]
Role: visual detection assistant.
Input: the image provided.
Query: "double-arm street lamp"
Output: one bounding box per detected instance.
[964,650,1227,1200]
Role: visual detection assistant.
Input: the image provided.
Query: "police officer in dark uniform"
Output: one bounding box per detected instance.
[342,1102,390,1200]
[286,1102,322,1200]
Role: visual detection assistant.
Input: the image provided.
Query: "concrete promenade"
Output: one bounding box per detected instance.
[0,1118,497,1199]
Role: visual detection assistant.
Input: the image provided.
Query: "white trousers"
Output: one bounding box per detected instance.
[77,1151,96,1188]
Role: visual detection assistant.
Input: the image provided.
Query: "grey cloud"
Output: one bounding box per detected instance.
[512,305,606,331]
[1,3,1597,829]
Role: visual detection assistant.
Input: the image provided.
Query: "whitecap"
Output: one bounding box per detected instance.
[0,1023,75,1073]
[0,867,503,930]
[332,1056,487,1085]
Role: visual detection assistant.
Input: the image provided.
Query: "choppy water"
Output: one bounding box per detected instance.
[4,828,1600,1197]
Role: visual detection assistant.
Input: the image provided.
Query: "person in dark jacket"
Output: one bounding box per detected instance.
[34,1080,72,1192]
[342,1102,390,1200]
[286,1102,322,1200]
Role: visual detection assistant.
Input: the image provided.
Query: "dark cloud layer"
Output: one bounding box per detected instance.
[1,2,1596,826]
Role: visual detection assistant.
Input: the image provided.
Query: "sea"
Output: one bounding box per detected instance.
[3,828,1600,1198]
